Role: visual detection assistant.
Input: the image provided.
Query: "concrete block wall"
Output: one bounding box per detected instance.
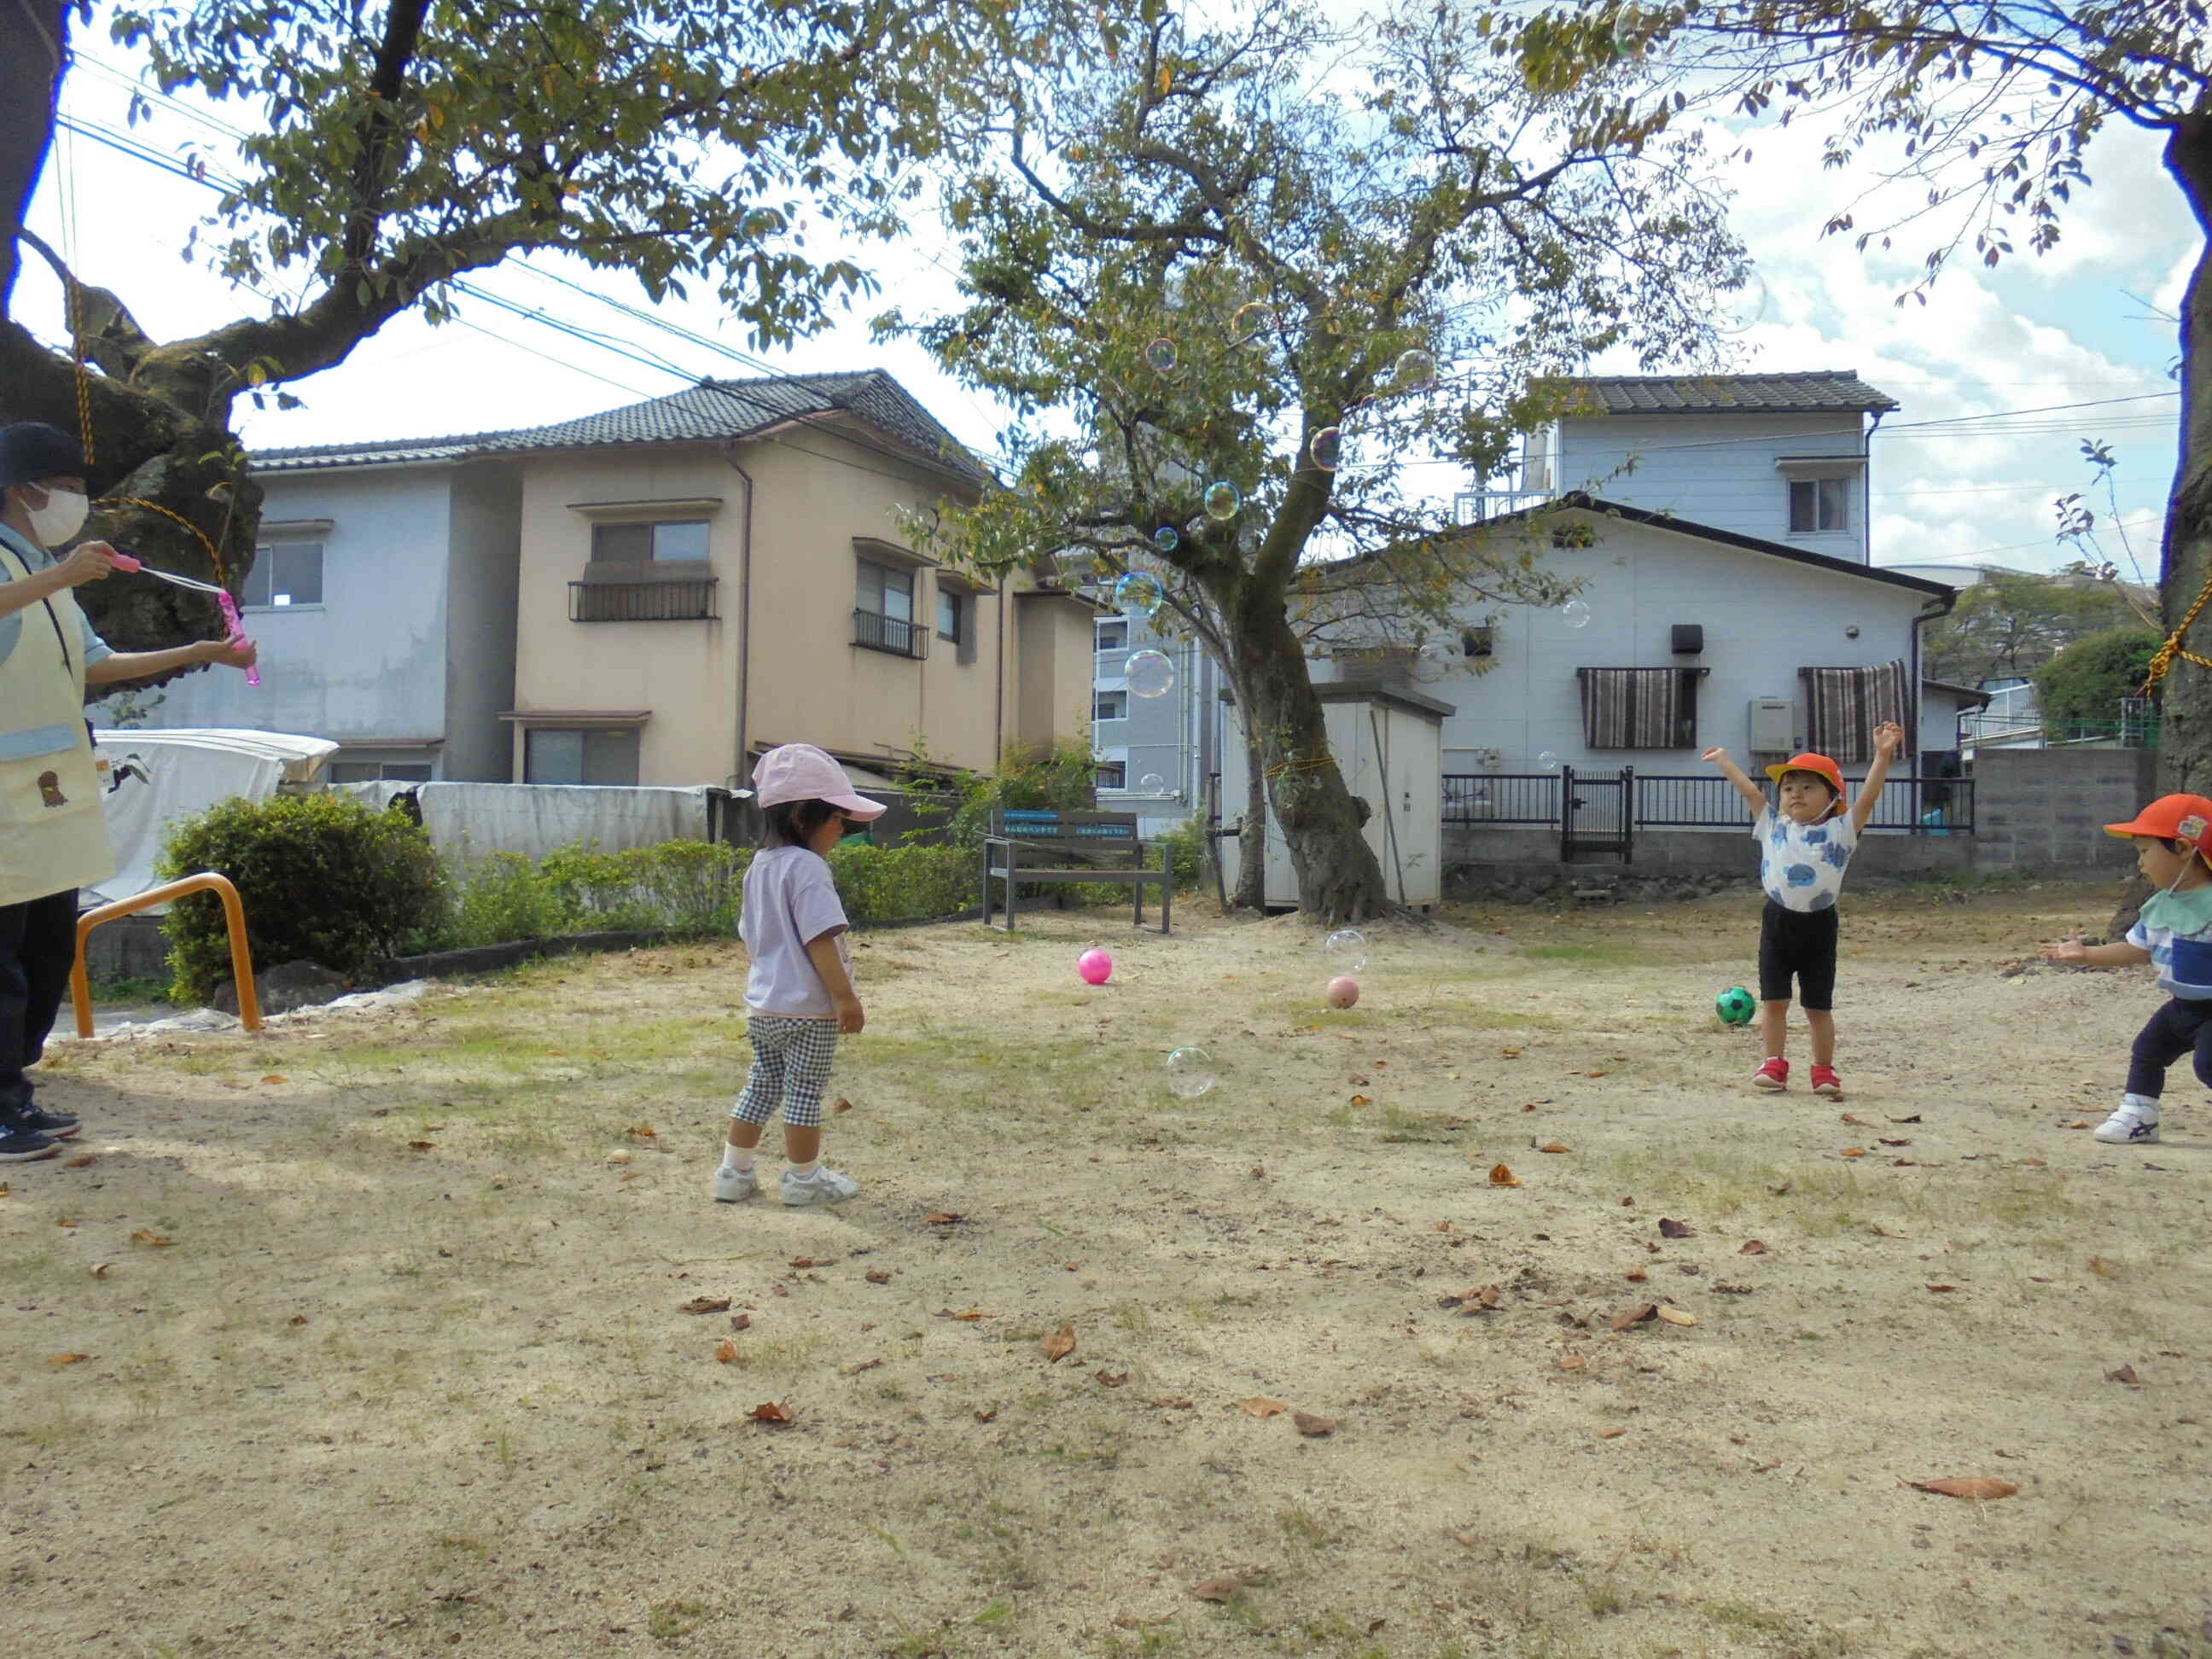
[1971,748,2156,874]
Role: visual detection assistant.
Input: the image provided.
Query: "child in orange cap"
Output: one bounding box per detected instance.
[1703,722,1906,1097]
[2040,793,2212,1145]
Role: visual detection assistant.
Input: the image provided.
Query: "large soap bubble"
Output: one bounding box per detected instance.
[1310,427,1342,471]
[1144,338,1177,373]
[1560,597,1592,629]
[1165,1046,1218,1098]
[1115,571,1164,614]
[1231,302,1271,341]
[1153,525,1180,553]
[1139,771,1167,794]
[1536,751,1561,772]
[1126,649,1176,699]
[1393,348,1435,391]
[1202,481,1241,521]
[1324,928,1369,973]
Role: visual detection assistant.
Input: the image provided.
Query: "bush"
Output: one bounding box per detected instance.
[1155,817,1207,891]
[159,792,448,1003]
[828,842,978,922]
[2031,625,2162,736]
[899,741,1099,848]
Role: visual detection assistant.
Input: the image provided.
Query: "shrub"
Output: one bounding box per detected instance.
[443,841,749,947]
[899,741,1099,848]
[158,792,448,1003]
[828,842,978,922]
[1155,817,1207,890]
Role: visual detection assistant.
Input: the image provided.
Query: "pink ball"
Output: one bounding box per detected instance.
[1077,948,1115,986]
[1325,975,1360,1009]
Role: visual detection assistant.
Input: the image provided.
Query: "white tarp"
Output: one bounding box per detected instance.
[88,727,341,909]
[334,780,714,866]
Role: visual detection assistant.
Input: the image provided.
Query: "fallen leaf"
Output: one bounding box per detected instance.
[1094,1370,1130,1388]
[925,1212,964,1225]
[1291,1411,1336,1437]
[129,1228,172,1248]
[940,1308,992,1322]
[1839,1147,1867,1158]
[1042,1323,1077,1362]
[49,1353,90,1365]
[1499,1047,1521,1058]
[1658,1218,1693,1239]
[1488,1163,1522,1188]
[409,1140,436,1152]
[789,1255,835,1269]
[1151,1396,1196,1410]
[1065,1261,1080,1271]
[1540,1142,1571,1154]
[1906,1477,2017,1500]
[1926,1284,1959,1294]
[1611,1304,1657,1331]
[2066,1120,2093,1130]
[1348,1094,1371,1107]
[1656,1306,1697,1326]
[287,1313,308,1325]
[1241,1396,1289,1418]
[2089,1257,2118,1278]
[64,1154,96,1168]
[604,1150,631,1165]
[1880,1138,1912,1147]
[1190,1576,1243,1603]
[864,1270,892,1284]
[89,1262,111,1278]
[625,1123,656,1138]
[1841,1113,1870,1126]
[839,1359,883,1376]
[1623,1267,1649,1283]
[1597,1427,1627,1440]
[974,1407,998,1423]
[2020,1156,2046,1167]
[715,1339,739,1363]
[728,1313,751,1332]
[1739,1239,1768,1255]
[261,1074,287,1084]
[1557,1353,1587,1371]
[750,1401,794,1424]
[1434,1220,1452,1232]
[1715,1283,1754,1295]
[1888,1115,1923,1124]
[1584,1069,1609,1078]
[681,1295,732,1315]
[2106,1364,2140,1384]
[831,1097,853,1115]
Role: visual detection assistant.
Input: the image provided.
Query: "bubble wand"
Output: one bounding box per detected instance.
[109,552,260,687]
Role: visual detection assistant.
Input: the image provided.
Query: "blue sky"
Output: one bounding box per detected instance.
[18,28,2186,584]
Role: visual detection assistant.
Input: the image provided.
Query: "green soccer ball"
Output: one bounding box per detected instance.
[1714,986,1757,1026]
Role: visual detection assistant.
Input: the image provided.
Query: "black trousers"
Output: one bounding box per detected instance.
[0,888,79,1116]
[1758,899,1840,1011]
[2126,997,2212,1098]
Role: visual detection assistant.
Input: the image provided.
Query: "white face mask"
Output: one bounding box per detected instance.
[21,485,90,547]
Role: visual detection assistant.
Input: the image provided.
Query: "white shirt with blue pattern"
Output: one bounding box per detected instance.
[1753,805,1858,913]
[2126,907,2212,1000]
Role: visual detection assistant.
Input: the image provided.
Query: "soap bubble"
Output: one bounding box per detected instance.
[1139,771,1167,794]
[1144,337,1177,373]
[1324,928,1368,973]
[1126,649,1175,699]
[1115,571,1164,614]
[1153,525,1180,552]
[1536,751,1560,772]
[1560,598,1592,629]
[1164,1046,1217,1098]
[1231,302,1271,341]
[1310,427,1342,470]
[1393,348,1435,391]
[1057,551,1097,586]
[1202,480,1241,521]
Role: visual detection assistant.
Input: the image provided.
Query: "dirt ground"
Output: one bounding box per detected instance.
[4,878,2209,1659]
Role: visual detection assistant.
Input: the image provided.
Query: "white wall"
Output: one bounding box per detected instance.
[1556,411,1872,563]
[1382,516,1938,776]
[140,467,457,756]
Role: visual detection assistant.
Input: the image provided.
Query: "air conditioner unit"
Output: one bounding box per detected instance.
[1749,697,1794,752]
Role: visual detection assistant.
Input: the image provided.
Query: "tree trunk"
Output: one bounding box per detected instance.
[1232,722,1266,911]
[1235,603,1388,923]
[0,0,67,317]
[2155,116,2212,798]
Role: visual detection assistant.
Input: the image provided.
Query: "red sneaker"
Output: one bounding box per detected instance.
[1752,1057,1789,1092]
[1810,1064,1842,1099]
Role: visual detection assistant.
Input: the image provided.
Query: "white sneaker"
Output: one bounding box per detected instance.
[781,1166,859,1207]
[2094,1103,2162,1144]
[712,1164,760,1202]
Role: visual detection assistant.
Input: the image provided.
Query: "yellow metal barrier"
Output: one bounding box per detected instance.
[71,873,260,1038]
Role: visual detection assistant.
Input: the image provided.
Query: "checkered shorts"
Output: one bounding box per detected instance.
[730,1016,841,1129]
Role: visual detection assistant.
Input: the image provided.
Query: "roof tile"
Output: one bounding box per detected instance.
[1557,371,1899,415]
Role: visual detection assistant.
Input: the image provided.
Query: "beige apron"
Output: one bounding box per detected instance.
[0,537,116,906]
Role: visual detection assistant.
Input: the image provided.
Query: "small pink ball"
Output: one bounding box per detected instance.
[1077,948,1115,986]
[1325,975,1360,1009]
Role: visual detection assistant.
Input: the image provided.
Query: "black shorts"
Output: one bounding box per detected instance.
[1758,899,1840,1010]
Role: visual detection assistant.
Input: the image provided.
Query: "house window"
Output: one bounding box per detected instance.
[1097,620,1129,652]
[1799,660,1911,764]
[1788,478,1852,534]
[937,588,965,643]
[1462,625,1494,659]
[243,543,323,608]
[525,728,641,785]
[591,520,710,563]
[854,558,924,657]
[1096,690,1128,723]
[1095,760,1127,789]
[1576,667,1704,749]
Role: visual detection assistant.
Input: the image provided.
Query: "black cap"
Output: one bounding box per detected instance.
[0,422,88,491]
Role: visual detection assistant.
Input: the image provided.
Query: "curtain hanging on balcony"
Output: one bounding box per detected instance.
[1575,667,1684,749]
[1798,659,1912,762]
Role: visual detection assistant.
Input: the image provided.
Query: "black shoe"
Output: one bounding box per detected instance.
[0,1119,60,1162]
[19,1104,79,1140]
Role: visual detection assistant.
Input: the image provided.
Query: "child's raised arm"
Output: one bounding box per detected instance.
[1848,722,1906,835]
[1702,747,1768,818]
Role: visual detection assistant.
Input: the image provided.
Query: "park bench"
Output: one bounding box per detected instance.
[981,808,1173,934]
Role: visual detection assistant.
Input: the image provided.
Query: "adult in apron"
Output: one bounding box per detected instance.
[0,422,256,1161]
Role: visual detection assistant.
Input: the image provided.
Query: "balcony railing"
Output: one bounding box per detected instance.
[853,608,928,659]
[569,579,718,622]
[1445,771,1974,836]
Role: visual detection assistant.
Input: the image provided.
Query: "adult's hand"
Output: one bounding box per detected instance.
[55,540,118,587]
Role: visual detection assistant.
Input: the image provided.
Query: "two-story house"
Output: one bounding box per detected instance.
[1090,603,1222,831]
[138,372,1100,789]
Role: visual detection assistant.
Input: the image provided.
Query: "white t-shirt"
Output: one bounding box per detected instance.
[1753,805,1858,914]
[739,845,852,1018]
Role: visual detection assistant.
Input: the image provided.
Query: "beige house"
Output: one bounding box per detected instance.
[165,372,1097,790]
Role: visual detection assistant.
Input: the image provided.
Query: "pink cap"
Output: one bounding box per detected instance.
[750,743,886,819]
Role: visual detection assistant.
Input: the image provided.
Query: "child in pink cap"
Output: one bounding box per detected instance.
[713,744,884,1208]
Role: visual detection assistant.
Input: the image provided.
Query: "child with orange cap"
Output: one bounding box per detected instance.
[1703,722,1906,1097]
[2040,793,2212,1145]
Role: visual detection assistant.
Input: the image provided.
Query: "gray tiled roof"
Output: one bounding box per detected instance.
[252,370,992,484]
[1557,371,1899,415]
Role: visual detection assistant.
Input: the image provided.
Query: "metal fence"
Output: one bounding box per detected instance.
[1443,771,1974,836]
[853,608,928,659]
[569,579,719,622]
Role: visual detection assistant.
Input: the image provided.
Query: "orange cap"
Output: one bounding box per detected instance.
[2104,794,2212,855]
[1764,752,1847,818]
